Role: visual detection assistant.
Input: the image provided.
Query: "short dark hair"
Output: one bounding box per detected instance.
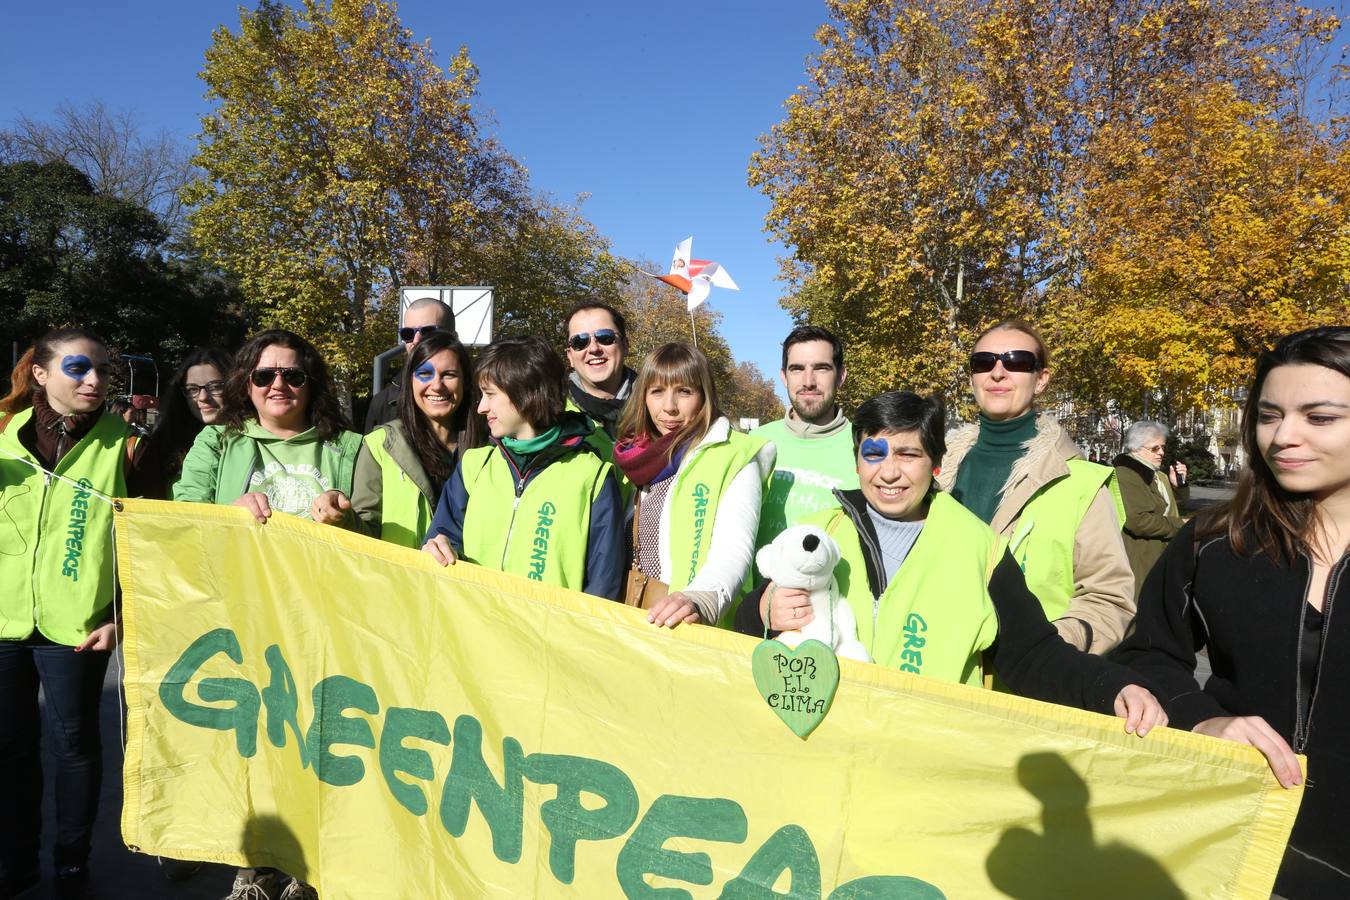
[781,325,844,372]
[222,329,351,439]
[852,391,946,462]
[564,301,627,344]
[476,336,565,430]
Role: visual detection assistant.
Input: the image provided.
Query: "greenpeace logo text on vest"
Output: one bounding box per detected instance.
[687,483,711,581]
[528,501,556,581]
[62,478,94,581]
[899,613,927,674]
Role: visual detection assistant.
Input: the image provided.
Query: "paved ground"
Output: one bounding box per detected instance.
[30,665,232,900]
[1185,481,1235,514]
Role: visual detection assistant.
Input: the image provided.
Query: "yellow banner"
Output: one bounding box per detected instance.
[115,499,1300,899]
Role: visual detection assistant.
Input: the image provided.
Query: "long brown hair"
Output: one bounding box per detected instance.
[1200,326,1350,563]
[1,347,37,414]
[397,332,484,492]
[617,342,723,450]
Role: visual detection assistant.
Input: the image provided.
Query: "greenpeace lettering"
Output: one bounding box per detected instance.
[529,501,556,581]
[61,478,94,580]
[900,613,928,674]
[688,482,711,581]
[157,628,943,899]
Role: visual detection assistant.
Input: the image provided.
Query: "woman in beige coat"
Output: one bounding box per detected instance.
[939,320,1135,654]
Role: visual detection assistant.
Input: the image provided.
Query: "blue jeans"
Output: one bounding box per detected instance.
[0,634,110,879]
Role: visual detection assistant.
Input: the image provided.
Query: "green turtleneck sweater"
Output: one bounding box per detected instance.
[950,411,1038,524]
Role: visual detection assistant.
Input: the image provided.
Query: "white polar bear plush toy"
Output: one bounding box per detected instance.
[755,524,871,663]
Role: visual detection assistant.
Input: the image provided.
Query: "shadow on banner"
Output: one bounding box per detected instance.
[987,752,1186,899]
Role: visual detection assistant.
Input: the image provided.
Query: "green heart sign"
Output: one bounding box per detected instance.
[751,638,841,739]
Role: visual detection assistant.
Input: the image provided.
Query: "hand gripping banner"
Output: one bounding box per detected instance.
[114,499,1301,899]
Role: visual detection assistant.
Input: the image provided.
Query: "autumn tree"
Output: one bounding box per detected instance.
[753,0,1347,421]
[467,195,627,346]
[185,0,522,386]
[721,361,786,424]
[1046,77,1350,420]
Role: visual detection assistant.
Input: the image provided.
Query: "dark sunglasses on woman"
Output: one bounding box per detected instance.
[567,329,619,352]
[250,367,309,388]
[969,350,1041,374]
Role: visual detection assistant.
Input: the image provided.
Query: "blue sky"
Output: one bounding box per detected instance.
[0,0,831,392]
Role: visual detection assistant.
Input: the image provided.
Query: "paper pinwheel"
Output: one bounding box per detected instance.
[647,237,739,311]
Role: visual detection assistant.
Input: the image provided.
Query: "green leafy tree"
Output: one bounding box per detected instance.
[467,195,627,346]
[0,100,195,242]
[0,159,247,366]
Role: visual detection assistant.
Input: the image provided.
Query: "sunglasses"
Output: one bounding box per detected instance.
[183,380,226,398]
[969,350,1041,374]
[567,329,619,353]
[399,324,444,343]
[250,367,309,389]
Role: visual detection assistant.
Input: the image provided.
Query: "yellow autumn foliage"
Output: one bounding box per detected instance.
[753,0,1348,421]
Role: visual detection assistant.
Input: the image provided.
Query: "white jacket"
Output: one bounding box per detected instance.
[646,416,776,622]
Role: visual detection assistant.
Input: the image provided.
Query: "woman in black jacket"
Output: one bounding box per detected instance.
[1111,326,1349,898]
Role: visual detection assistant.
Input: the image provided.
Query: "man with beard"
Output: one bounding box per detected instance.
[752,325,859,554]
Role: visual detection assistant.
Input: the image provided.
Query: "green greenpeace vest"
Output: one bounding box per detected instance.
[459,443,610,590]
[0,409,129,645]
[662,430,768,624]
[808,492,1000,685]
[363,428,434,550]
[751,419,858,553]
[1010,459,1122,622]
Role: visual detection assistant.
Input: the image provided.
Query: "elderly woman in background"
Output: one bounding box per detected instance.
[1112,422,1189,598]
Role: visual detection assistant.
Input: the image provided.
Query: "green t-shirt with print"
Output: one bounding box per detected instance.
[243,423,340,519]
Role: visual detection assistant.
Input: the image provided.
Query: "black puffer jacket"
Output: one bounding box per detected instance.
[1110,520,1348,899]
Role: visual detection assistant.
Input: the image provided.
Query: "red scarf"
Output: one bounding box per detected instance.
[613,430,686,487]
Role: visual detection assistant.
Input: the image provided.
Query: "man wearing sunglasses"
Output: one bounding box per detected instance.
[363,297,455,433]
[562,302,636,440]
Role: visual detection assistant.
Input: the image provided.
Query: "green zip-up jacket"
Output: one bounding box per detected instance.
[174,422,362,510]
[1,409,130,645]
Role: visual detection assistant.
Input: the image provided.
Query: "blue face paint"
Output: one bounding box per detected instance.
[60,355,94,380]
[413,361,436,383]
[860,437,890,465]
